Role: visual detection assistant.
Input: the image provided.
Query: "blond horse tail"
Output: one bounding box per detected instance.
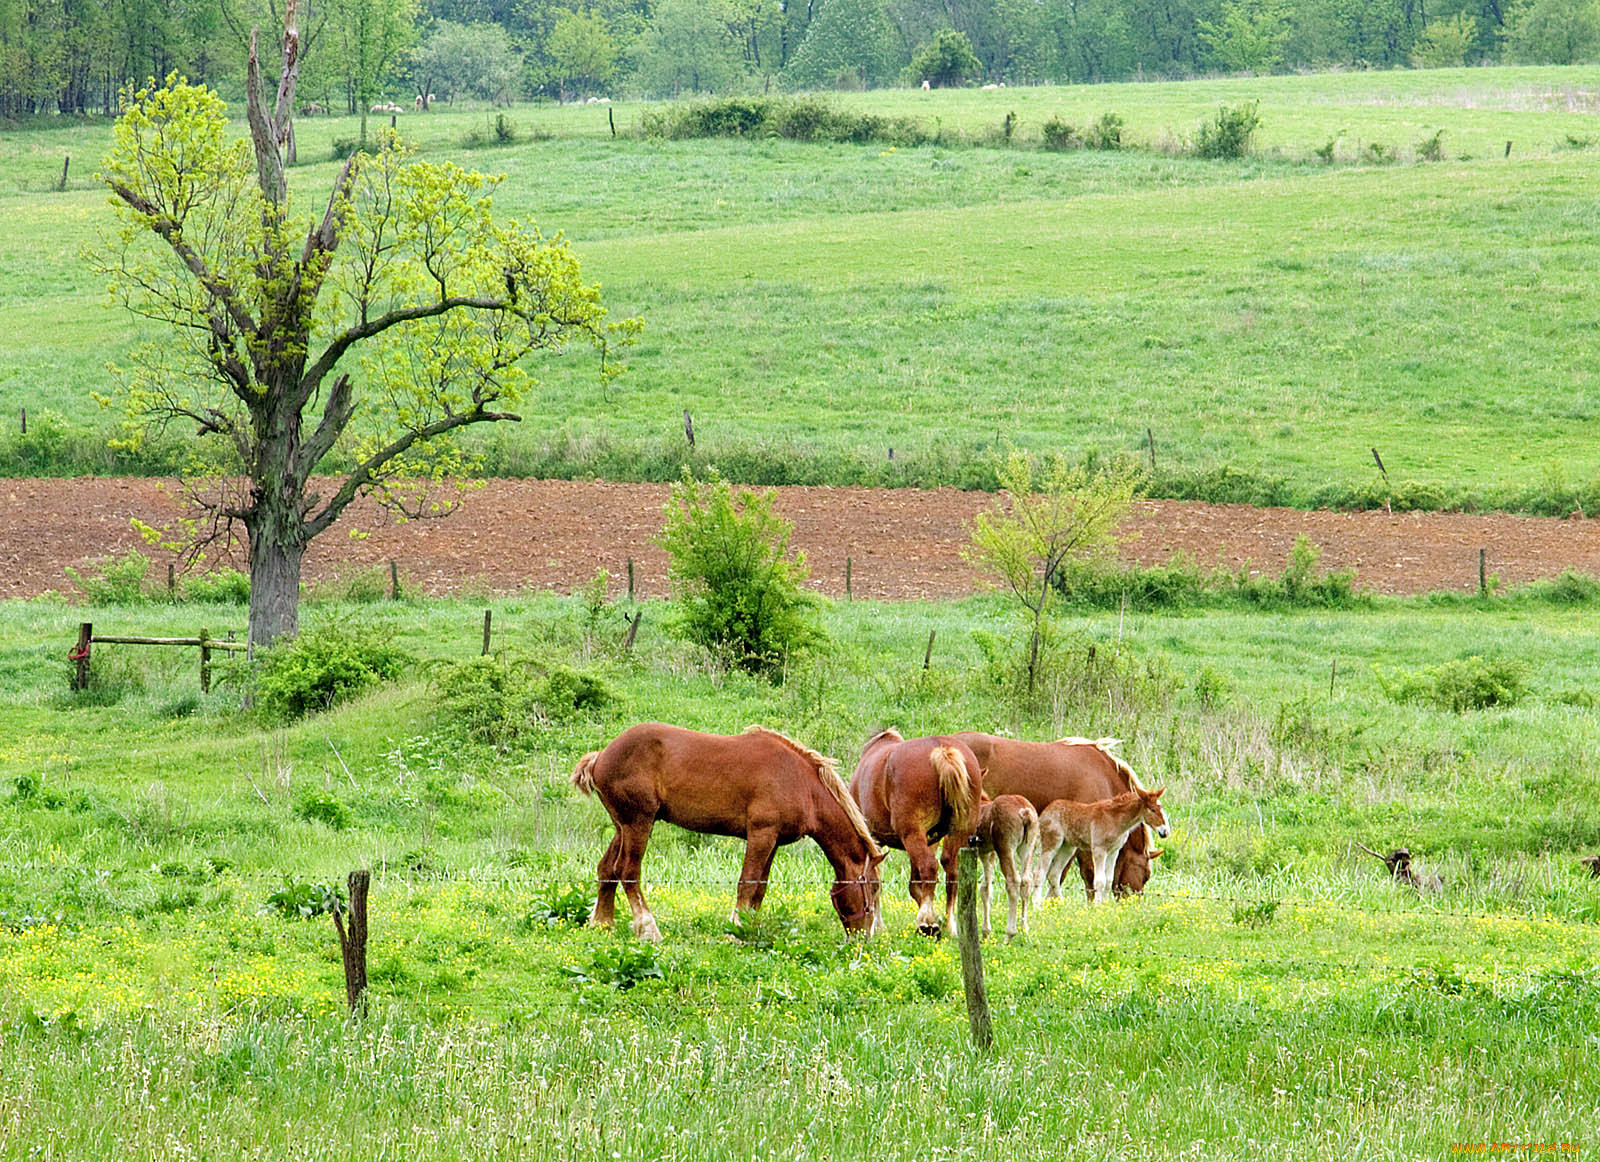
[930,745,978,832]
[1018,804,1041,888]
[571,751,601,796]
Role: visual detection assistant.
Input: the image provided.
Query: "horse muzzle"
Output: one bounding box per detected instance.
[1155,824,1171,838]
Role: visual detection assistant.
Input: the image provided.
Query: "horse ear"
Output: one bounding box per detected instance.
[1150,785,1166,798]
[1148,847,1165,860]
[870,850,888,868]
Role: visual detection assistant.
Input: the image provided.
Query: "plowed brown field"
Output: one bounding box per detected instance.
[4,477,1599,601]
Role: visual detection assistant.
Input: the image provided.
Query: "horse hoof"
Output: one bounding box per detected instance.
[917,922,943,938]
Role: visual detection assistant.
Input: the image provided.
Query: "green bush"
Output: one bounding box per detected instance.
[181,569,250,604]
[1041,116,1083,151]
[641,96,928,147]
[659,471,823,678]
[1087,112,1125,150]
[1377,656,1530,712]
[905,28,983,88]
[65,550,154,604]
[293,787,352,831]
[431,654,614,746]
[253,621,410,722]
[1193,101,1261,159]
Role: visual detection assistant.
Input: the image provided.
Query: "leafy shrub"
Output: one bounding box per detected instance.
[65,550,153,604]
[1087,112,1124,150]
[1192,664,1232,710]
[641,96,929,147]
[1041,116,1083,151]
[182,569,250,604]
[1519,570,1600,605]
[1238,536,1360,608]
[1376,656,1530,712]
[431,654,615,746]
[1193,101,1261,159]
[262,876,346,919]
[563,939,665,990]
[1231,897,1280,927]
[253,621,410,722]
[331,135,359,160]
[1364,141,1397,164]
[294,787,352,830]
[527,882,591,928]
[1416,128,1445,162]
[659,471,823,678]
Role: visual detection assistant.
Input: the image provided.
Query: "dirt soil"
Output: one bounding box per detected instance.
[4,477,1599,602]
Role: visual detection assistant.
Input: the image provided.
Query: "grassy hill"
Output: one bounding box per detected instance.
[3,68,1599,505]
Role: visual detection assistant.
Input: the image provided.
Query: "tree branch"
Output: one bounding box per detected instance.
[304,406,520,539]
[108,181,261,345]
[299,295,507,393]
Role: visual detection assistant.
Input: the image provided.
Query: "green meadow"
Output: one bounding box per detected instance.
[4,67,1600,507]
[1,582,1598,1158]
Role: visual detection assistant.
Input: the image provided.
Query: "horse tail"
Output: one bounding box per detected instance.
[930,745,978,833]
[1018,803,1040,888]
[571,751,601,796]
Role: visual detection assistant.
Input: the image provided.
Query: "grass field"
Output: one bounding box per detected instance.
[1,580,1598,1158]
[4,67,1600,508]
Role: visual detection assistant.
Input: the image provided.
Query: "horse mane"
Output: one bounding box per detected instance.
[743,726,883,858]
[863,728,903,748]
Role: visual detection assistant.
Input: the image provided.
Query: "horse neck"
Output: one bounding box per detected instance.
[811,787,872,876]
[1097,793,1148,842]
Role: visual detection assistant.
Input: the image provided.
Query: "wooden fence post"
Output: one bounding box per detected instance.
[923,629,936,671]
[198,627,212,693]
[956,846,995,1053]
[846,556,853,600]
[482,609,493,655]
[72,622,92,690]
[388,561,400,600]
[683,409,695,448]
[627,557,635,602]
[623,610,643,653]
[332,870,370,1015]
[1479,548,1487,597]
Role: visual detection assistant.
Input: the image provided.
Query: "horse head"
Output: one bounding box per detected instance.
[832,849,887,934]
[1139,786,1171,839]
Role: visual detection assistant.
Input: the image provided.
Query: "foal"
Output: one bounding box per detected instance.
[1037,787,1170,903]
[972,795,1039,940]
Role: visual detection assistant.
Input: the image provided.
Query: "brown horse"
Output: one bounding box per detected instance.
[973,794,1039,940]
[850,729,982,936]
[1036,787,1170,902]
[949,733,1157,899]
[572,723,886,941]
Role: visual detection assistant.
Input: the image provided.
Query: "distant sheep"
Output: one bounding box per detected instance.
[370,101,406,115]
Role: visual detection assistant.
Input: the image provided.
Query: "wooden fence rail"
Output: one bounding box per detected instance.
[70,621,247,693]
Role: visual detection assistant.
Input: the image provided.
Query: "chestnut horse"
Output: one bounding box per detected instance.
[948,733,1159,899]
[572,723,886,941]
[1037,787,1170,902]
[973,794,1039,940]
[850,729,983,936]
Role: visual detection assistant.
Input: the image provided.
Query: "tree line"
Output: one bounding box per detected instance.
[1,0,1596,118]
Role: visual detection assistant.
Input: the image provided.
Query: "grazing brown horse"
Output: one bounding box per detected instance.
[1036,787,1170,902]
[571,723,886,941]
[949,733,1157,899]
[973,794,1039,940]
[850,729,983,936]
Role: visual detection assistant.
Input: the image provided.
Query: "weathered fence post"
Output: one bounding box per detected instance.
[167,562,175,599]
[1479,548,1487,597]
[1147,426,1157,473]
[623,610,643,653]
[198,627,212,694]
[58,155,69,192]
[627,557,635,602]
[332,870,370,1015]
[846,556,853,600]
[71,622,92,690]
[683,409,695,449]
[923,629,936,671]
[956,846,995,1053]
[388,561,400,600]
[482,609,493,655]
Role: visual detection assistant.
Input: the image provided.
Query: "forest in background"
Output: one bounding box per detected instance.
[2,0,1597,118]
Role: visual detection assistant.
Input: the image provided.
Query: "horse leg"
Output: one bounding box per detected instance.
[1076,848,1095,902]
[1091,847,1114,903]
[590,832,623,928]
[940,832,965,937]
[997,840,1021,940]
[734,824,781,919]
[616,819,661,941]
[904,832,943,936]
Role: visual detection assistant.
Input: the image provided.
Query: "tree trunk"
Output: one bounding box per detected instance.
[248,511,307,648]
